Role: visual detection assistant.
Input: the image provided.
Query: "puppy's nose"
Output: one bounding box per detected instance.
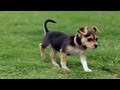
[94,44,98,48]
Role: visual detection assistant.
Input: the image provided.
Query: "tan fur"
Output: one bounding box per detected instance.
[92,26,100,33]
[80,26,88,35]
[40,23,99,71]
[87,34,94,39]
[50,49,57,62]
[39,44,45,58]
[66,45,80,55]
[60,51,67,63]
[81,34,97,48]
[81,36,87,44]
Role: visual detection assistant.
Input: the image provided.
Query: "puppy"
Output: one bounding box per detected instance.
[39,19,99,72]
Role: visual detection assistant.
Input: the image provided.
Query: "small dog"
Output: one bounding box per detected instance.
[39,19,99,72]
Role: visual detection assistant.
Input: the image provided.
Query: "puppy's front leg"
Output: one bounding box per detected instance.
[80,51,92,72]
[60,49,69,70]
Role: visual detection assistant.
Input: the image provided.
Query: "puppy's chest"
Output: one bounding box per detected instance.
[65,46,81,55]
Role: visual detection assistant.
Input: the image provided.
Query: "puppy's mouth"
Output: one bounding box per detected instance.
[83,42,98,49]
[87,45,98,49]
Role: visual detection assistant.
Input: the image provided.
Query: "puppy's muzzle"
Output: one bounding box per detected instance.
[94,44,98,48]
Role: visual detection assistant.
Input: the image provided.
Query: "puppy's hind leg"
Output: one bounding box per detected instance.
[39,43,45,59]
[39,39,51,60]
[50,49,60,67]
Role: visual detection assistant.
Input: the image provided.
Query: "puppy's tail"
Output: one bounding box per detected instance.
[43,19,56,35]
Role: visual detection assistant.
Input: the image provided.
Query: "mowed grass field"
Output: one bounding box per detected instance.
[0,11,120,79]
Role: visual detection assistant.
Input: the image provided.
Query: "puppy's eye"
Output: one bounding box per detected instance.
[96,38,98,41]
[88,38,92,42]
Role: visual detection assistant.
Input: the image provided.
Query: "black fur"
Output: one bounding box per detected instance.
[84,29,96,38]
[44,19,56,34]
[42,19,83,53]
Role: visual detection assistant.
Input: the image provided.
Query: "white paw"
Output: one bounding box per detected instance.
[84,69,92,72]
[54,64,60,67]
[62,66,70,71]
[52,62,60,67]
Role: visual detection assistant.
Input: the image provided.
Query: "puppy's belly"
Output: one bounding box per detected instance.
[66,46,80,55]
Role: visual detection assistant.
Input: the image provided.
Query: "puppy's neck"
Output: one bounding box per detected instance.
[74,34,87,50]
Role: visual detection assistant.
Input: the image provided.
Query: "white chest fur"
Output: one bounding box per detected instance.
[66,46,81,55]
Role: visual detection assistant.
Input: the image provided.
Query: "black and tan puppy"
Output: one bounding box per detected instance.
[39,19,99,72]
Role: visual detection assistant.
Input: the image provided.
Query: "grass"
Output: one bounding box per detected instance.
[0,11,120,79]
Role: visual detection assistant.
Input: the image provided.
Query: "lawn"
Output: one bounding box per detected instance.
[0,11,120,79]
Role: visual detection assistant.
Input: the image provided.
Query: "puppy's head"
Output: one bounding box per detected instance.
[77,26,99,49]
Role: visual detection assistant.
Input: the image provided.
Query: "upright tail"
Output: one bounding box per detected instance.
[43,19,56,35]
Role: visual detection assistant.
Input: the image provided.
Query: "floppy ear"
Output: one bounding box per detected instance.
[92,26,100,33]
[78,26,88,35]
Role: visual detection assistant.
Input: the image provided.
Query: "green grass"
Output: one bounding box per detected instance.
[0,11,120,79]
